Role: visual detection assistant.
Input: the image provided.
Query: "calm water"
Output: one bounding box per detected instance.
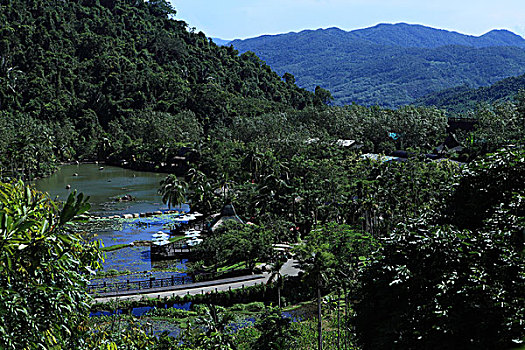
[35,163,189,283]
[34,163,168,215]
[94,214,191,247]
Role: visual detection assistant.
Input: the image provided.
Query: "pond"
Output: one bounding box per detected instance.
[34,163,170,216]
[34,163,191,282]
[89,302,312,338]
[94,214,191,247]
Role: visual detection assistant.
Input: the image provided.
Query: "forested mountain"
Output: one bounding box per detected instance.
[0,0,314,179]
[230,23,525,107]
[330,23,525,49]
[415,73,525,113]
[211,38,231,46]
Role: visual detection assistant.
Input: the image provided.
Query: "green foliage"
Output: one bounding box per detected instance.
[145,307,197,319]
[0,112,59,180]
[185,168,220,216]
[178,305,237,350]
[467,102,525,155]
[0,181,102,349]
[83,315,170,350]
[195,221,275,271]
[158,174,188,209]
[252,306,299,350]
[0,0,314,179]
[296,223,378,285]
[229,301,266,313]
[314,85,333,107]
[354,223,524,349]
[92,268,131,279]
[447,146,525,229]
[416,74,525,113]
[353,147,525,349]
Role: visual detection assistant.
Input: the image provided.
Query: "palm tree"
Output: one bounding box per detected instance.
[186,168,216,216]
[295,248,335,350]
[158,174,188,209]
[267,252,286,308]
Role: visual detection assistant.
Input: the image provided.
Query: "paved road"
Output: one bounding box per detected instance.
[93,259,301,303]
[279,258,301,278]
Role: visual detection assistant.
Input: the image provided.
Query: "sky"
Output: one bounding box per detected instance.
[169,0,525,40]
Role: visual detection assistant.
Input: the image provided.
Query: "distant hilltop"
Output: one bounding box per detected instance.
[229,23,525,50]
[226,23,525,107]
[211,37,232,46]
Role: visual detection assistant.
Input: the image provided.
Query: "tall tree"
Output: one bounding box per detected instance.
[158,174,188,209]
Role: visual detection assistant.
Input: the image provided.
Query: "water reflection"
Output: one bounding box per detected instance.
[34,163,168,215]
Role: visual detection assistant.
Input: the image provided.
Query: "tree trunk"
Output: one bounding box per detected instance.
[337,288,341,349]
[277,274,281,308]
[317,279,323,350]
[344,285,348,350]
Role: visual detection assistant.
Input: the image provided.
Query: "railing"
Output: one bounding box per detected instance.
[87,275,193,295]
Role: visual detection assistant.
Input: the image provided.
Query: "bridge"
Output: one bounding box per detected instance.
[87,275,193,295]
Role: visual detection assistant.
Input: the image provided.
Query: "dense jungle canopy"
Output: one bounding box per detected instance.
[0,0,315,178]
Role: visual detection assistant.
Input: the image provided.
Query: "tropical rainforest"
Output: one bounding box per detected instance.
[0,0,524,349]
[0,0,314,180]
[416,72,525,113]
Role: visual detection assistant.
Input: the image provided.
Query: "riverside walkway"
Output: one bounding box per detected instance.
[93,274,267,303]
[93,259,301,303]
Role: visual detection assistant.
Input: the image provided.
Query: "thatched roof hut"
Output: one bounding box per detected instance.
[209,204,244,233]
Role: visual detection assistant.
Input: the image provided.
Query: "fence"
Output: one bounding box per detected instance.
[87,275,193,295]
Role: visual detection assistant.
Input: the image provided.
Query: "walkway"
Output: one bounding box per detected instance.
[94,273,268,303]
[93,259,301,303]
[277,258,301,278]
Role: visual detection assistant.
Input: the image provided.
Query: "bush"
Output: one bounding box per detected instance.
[144,307,197,318]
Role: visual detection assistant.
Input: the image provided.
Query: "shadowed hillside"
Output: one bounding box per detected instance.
[230,23,525,107]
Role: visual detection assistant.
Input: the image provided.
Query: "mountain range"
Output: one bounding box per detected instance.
[228,23,525,107]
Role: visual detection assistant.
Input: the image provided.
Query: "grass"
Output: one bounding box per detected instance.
[283,301,313,312]
[100,235,186,252]
[101,243,129,252]
[169,236,187,243]
[229,302,266,314]
[217,261,244,272]
[92,269,132,279]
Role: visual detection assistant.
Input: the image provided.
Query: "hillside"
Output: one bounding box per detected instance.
[230,23,525,107]
[0,0,313,179]
[337,23,525,49]
[415,73,525,113]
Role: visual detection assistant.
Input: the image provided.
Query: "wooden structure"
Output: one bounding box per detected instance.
[151,241,195,261]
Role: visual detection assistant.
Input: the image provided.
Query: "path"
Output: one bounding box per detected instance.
[94,274,268,303]
[277,258,301,278]
[93,259,301,303]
